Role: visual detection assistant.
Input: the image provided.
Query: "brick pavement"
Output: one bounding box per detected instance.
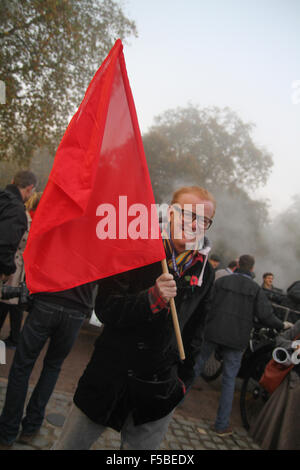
[0,378,261,451]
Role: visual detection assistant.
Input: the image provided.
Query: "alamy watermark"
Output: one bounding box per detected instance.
[0,80,5,104]
[291,80,300,105]
[95,196,206,250]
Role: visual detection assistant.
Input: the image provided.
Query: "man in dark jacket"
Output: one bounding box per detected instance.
[0,170,37,279]
[0,280,98,450]
[261,272,285,305]
[0,171,37,348]
[0,172,100,449]
[281,281,300,324]
[53,185,216,450]
[193,254,292,437]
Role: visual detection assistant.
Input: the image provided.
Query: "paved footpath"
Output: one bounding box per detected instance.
[0,378,260,451]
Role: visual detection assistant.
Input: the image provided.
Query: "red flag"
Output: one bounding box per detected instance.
[23,39,165,293]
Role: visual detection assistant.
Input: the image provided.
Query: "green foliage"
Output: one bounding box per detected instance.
[0,0,137,164]
[143,104,273,267]
[142,104,300,287]
[0,147,54,190]
[0,160,20,188]
[143,105,273,203]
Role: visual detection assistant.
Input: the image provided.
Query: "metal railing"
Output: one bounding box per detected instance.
[271,302,300,322]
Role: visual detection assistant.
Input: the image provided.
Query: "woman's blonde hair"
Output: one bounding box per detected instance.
[25,191,43,212]
[171,186,216,215]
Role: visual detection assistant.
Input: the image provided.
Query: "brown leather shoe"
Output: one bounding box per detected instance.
[210,425,233,437]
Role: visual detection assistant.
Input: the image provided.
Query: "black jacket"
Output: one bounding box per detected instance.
[262,286,285,305]
[281,281,300,323]
[203,269,284,351]
[286,281,300,306]
[0,185,27,276]
[74,258,215,430]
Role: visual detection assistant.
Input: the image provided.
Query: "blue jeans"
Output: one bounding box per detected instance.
[194,340,243,431]
[0,302,24,344]
[0,299,85,445]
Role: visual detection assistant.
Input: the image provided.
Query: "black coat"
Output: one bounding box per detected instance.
[281,281,300,323]
[262,286,285,305]
[286,281,300,307]
[203,269,284,351]
[74,258,214,431]
[0,185,27,276]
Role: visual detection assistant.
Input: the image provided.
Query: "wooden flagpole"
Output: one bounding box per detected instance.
[161,258,185,360]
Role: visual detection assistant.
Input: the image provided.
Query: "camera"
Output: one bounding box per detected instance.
[0,281,30,306]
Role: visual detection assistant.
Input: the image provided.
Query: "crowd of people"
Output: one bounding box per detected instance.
[0,171,299,450]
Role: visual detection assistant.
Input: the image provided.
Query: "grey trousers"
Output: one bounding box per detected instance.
[52,404,173,450]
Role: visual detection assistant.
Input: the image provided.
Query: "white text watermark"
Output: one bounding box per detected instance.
[95,197,207,250]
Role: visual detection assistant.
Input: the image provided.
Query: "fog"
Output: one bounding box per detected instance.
[208,190,299,291]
